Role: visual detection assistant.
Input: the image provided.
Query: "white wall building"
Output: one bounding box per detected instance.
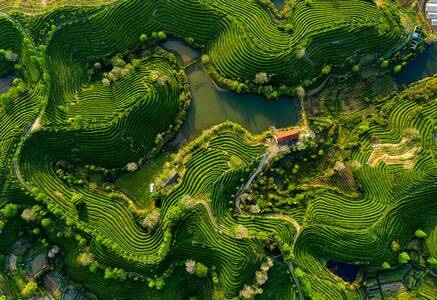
[426,0,437,30]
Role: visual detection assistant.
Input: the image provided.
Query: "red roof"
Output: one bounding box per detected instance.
[275,129,299,142]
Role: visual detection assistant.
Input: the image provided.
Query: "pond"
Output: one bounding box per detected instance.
[162,39,299,148]
[171,64,299,147]
[0,75,14,93]
[271,0,286,9]
[396,42,437,86]
[326,260,359,283]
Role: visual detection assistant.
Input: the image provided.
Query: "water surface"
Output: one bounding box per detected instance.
[396,43,437,86]
[0,75,14,93]
[271,0,286,9]
[162,39,199,66]
[162,40,299,147]
[326,260,359,283]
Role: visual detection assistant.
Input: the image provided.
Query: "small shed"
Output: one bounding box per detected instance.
[274,129,300,145]
[162,169,179,187]
[42,271,65,295]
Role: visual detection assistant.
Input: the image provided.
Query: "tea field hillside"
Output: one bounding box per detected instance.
[0,0,436,299]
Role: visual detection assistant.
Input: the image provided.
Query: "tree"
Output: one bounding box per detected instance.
[155,278,165,289]
[104,268,113,279]
[21,208,37,222]
[321,65,331,75]
[1,203,17,218]
[0,220,4,231]
[139,34,148,42]
[352,64,361,73]
[78,252,94,266]
[21,280,38,297]
[104,267,126,280]
[185,259,196,273]
[296,48,305,59]
[141,209,161,230]
[380,60,389,68]
[255,270,268,285]
[194,262,209,278]
[427,257,437,266]
[201,54,210,64]
[294,267,305,278]
[398,252,411,264]
[391,240,400,251]
[296,86,305,98]
[89,261,99,272]
[234,224,249,239]
[382,261,391,269]
[102,78,111,87]
[254,72,269,85]
[41,218,52,228]
[394,65,402,73]
[414,229,427,239]
[158,31,167,40]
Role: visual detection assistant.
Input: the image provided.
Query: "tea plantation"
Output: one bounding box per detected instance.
[0,0,436,299]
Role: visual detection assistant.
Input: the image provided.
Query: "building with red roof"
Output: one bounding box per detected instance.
[274,129,300,145]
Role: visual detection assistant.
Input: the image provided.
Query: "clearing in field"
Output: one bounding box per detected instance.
[368,137,421,168]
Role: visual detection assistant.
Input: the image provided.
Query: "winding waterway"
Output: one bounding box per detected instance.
[162,39,437,148]
[163,39,299,147]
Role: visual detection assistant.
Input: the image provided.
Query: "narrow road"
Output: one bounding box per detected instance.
[234,151,270,212]
[233,141,304,299]
[234,143,285,213]
[0,12,48,191]
[288,262,305,300]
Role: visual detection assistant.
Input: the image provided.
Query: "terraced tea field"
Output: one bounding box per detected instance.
[0,0,436,299]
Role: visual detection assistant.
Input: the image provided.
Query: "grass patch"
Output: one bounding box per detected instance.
[115,153,171,208]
